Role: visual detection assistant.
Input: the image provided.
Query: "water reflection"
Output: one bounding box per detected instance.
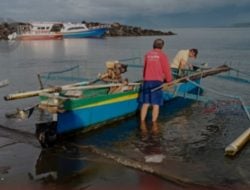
[139,121,165,163]
[0,40,20,53]
[31,146,149,189]
[140,121,160,141]
[31,149,88,183]
[26,99,250,188]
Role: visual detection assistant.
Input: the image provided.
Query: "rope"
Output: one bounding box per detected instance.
[46,65,80,75]
[216,66,250,84]
[229,67,250,78]
[40,65,81,85]
[186,78,239,99]
[186,78,250,121]
[238,97,250,121]
[119,57,142,68]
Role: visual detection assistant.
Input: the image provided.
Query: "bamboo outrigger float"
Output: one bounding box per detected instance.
[4,62,231,148]
[225,128,250,156]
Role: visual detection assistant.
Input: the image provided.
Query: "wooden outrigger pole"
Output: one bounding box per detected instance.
[152,64,231,92]
[4,80,95,101]
[4,82,140,101]
[4,65,231,101]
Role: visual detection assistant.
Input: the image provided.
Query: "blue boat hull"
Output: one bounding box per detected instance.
[56,79,201,134]
[57,98,139,134]
[63,28,107,38]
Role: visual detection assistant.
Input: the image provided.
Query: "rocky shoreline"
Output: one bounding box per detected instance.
[0,21,176,40]
[0,22,17,40]
[86,22,176,37]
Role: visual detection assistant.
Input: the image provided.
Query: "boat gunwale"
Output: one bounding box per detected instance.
[63,89,139,110]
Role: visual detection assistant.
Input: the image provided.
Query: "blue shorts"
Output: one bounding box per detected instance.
[139,81,163,106]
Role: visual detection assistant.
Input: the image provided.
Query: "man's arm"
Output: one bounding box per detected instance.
[161,54,173,82]
[179,59,193,70]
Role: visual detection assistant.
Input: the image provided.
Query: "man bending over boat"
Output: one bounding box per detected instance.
[171,48,198,76]
[139,38,173,123]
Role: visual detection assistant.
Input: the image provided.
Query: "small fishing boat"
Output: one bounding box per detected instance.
[16,22,63,40]
[60,23,108,38]
[4,61,230,148]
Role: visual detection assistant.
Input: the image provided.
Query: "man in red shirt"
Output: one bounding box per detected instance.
[139,38,172,123]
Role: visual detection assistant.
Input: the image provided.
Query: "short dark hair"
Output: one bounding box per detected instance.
[190,48,198,57]
[153,38,164,49]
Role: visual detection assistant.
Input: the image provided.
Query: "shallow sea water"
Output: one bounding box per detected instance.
[0,28,250,189]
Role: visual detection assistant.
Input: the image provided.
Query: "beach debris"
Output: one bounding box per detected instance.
[5,106,36,119]
[0,79,9,88]
[0,166,10,174]
[144,154,166,163]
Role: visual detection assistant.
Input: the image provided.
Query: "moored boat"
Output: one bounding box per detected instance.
[60,22,108,38]
[16,22,63,40]
[16,22,108,40]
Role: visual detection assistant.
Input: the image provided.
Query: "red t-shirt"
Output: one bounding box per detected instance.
[143,49,172,82]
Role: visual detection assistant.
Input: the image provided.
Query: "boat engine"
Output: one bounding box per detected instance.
[100,60,128,82]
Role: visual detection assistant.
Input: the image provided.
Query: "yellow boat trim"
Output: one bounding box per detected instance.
[75,93,139,110]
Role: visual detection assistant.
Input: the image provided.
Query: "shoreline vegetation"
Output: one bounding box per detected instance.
[0,21,176,40]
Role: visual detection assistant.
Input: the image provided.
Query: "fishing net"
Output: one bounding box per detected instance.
[38,57,143,88]
[38,65,88,87]
[216,62,250,85]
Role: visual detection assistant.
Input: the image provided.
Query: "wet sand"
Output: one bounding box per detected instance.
[0,124,188,190]
[0,123,186,190]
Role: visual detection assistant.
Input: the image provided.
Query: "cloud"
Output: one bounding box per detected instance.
[0,0,250,27]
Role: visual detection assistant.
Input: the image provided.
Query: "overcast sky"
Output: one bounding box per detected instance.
[1,0,250,28]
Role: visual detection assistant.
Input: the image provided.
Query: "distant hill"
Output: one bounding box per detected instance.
[231,22,250,28]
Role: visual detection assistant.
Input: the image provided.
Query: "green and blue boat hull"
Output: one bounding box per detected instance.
[56,79,201,134]
[57,91,139,134]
